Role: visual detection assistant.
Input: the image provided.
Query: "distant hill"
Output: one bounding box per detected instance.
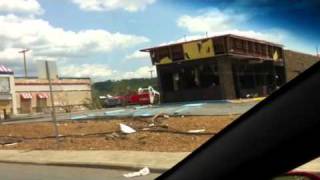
[93,78,158,96]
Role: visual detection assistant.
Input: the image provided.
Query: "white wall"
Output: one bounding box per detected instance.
[15,84,91,92]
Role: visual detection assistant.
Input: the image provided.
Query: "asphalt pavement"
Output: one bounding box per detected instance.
[0,163,161,180]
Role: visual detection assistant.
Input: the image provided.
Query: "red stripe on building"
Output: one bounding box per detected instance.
[21,93,32,99]
[37,93,49,99]
[0,65,13,73]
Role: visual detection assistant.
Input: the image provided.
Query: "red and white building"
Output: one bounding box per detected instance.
[14,77,92,114]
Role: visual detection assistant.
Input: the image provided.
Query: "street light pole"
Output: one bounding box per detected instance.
[18,49,29,77]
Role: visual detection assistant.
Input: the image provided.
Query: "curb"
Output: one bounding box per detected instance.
[0,159,168,173]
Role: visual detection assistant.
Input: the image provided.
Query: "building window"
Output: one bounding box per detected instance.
[0,77,10,93]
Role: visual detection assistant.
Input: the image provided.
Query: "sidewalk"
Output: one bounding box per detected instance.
[0,150,189,172]
[0,150,318,173]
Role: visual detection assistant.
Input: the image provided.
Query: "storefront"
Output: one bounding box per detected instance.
[15,77,92,114]
[36,93,48,112]
[0,65,16,118]
[141,34,286,102]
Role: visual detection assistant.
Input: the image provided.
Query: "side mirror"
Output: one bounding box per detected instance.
[273,172,320,180]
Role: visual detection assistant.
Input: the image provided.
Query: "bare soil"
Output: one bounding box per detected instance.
[0,115,236,152]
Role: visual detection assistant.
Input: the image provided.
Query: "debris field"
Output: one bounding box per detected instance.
[0,115,236,152]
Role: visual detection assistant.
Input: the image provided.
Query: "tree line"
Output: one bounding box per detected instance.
[92,78,158,96]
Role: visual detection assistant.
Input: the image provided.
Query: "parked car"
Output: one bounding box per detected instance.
[103,95,125,107]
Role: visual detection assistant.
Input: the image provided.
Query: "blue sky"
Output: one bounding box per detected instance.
[0,0,319,81]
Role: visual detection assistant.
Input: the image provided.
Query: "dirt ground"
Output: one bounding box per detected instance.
[0,115,237,152]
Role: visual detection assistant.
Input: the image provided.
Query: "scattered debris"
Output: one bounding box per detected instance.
[120,123,136,134]
[105,132,126,140]
[0,116,235,151]
[4,142,19,146]
[134,105,151,110]
[141,127,151,131]
[123,167,150,178]
[151,113,170,124]
[183,103,204,107]
[0,137,23,146]
[187,129,206,133]
[105,109,126,115]
[106,132,120,138]
[71,115,88,120]
[139,113,152,117]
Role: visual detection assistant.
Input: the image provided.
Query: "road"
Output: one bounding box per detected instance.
[0,163,161,180]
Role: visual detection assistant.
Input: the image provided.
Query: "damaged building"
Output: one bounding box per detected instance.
[141,34,319,103]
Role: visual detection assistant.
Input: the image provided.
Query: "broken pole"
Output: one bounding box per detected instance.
[45,60,60,146]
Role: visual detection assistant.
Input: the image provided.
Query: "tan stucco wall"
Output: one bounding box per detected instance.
[15,78,92,113]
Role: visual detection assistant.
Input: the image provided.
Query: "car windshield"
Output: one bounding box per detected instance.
[0,0,319,179]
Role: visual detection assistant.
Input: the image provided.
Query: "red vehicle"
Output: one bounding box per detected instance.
[104,86,160,107]
[127,86,160,105]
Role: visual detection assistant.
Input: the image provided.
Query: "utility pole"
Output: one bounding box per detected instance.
[45,61,60,146]
[316,45,319,57]
[18,49,29,77]
[149,69,154,79]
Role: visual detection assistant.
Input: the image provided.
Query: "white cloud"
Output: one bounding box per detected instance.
[60,64,114,79]
[121,66,156,79]
[71,0,156,12]
[176,9,317,54]
[60,64,156,81]
[0,14,149,74]
[177,9,246,33]
[176,9,284,42]
[0,48,25,61]
[125,50,149,60]
[0,0,43,15]
[0,15,149,56]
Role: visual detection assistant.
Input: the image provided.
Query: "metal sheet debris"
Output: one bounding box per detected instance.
[70,101,257,120]
[183,103,204,107]
[120,123,136,134]
[123,167,150,178]
[187,129,206,133]
[4,142,19,146]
